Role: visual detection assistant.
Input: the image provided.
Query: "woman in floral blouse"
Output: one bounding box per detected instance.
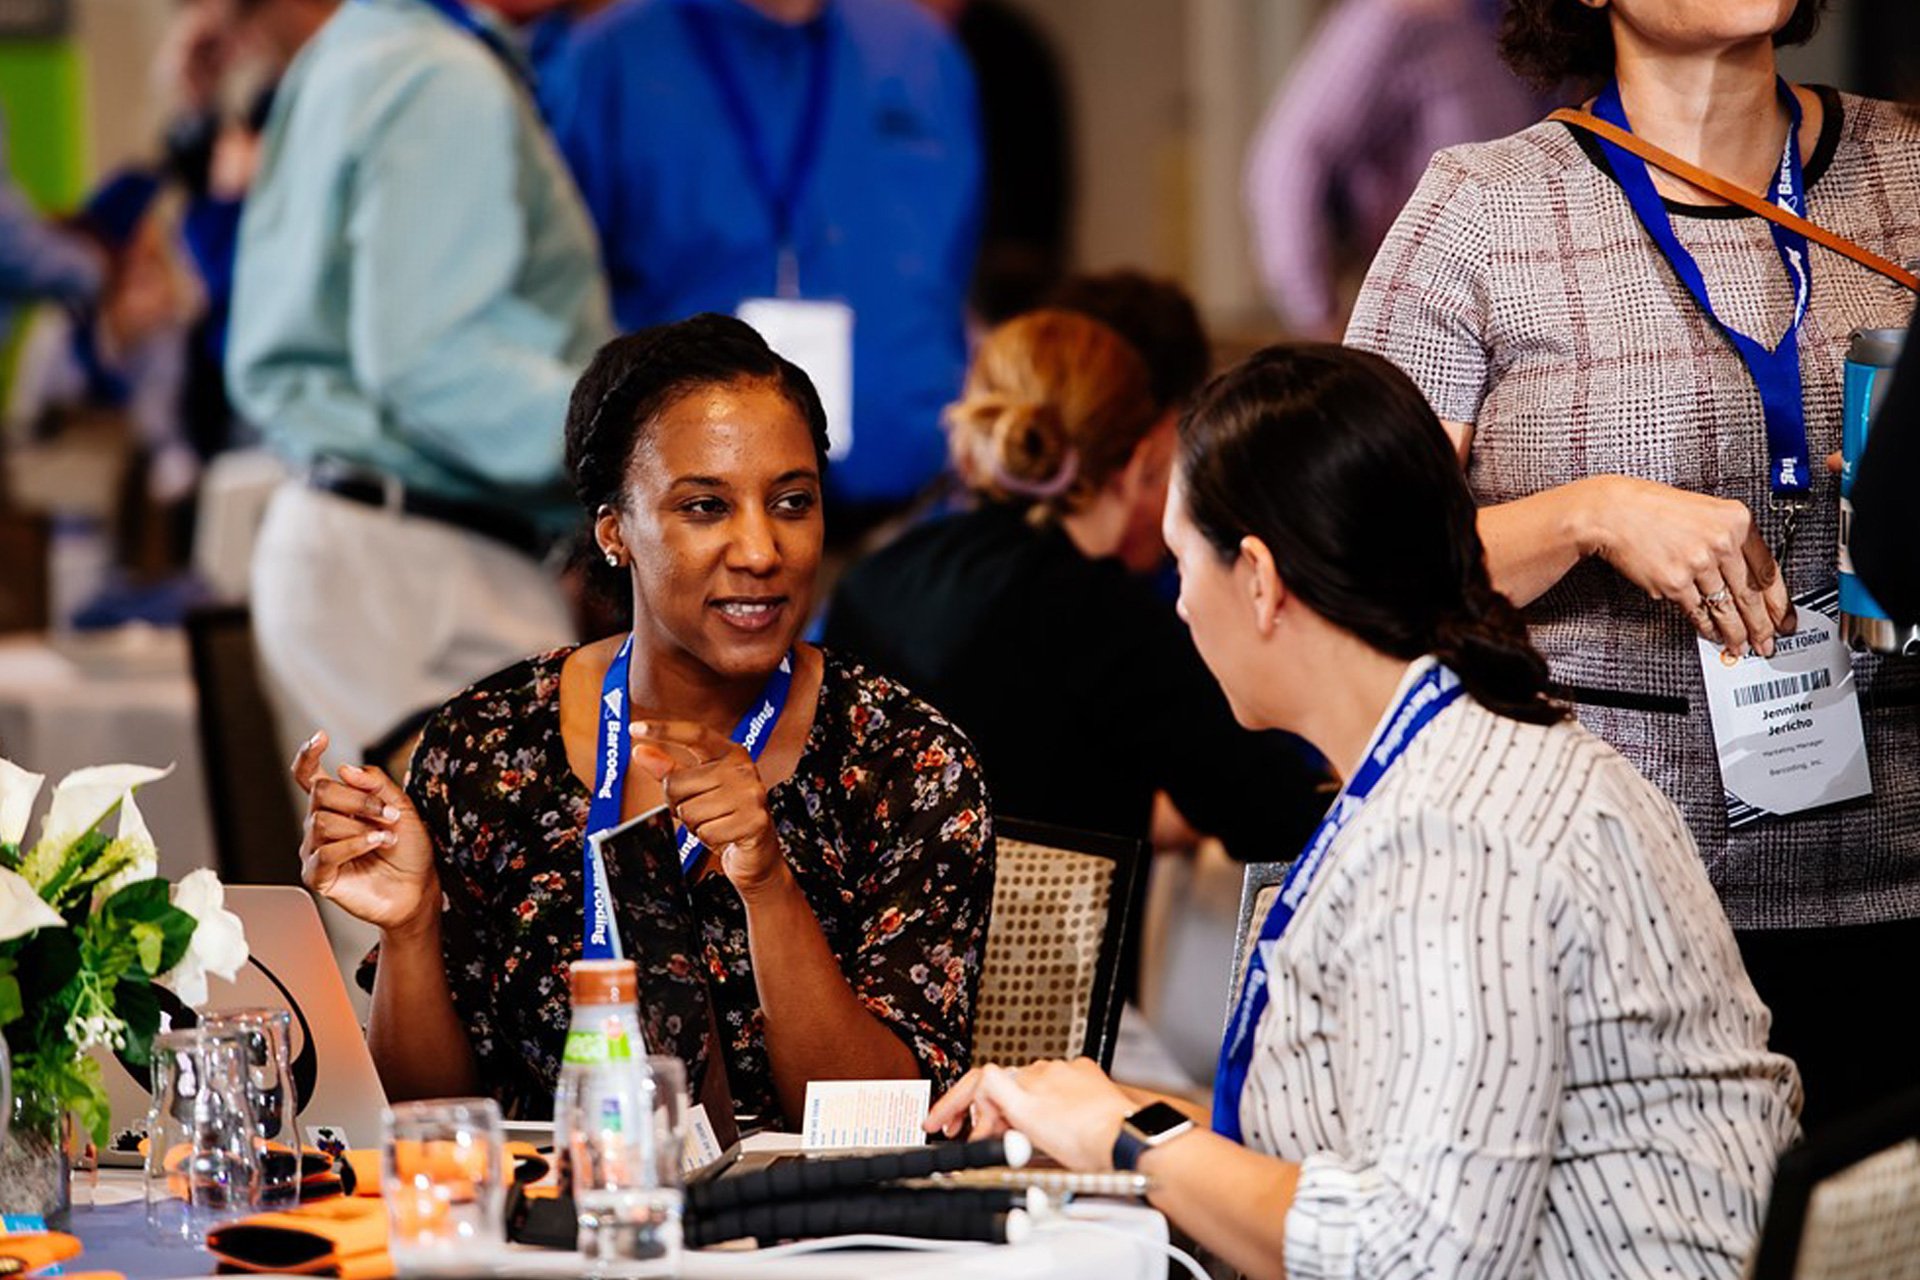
[290,314,995,1123]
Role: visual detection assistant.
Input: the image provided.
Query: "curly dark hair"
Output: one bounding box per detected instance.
[564,312,829,520]
[1498,0,1828,92]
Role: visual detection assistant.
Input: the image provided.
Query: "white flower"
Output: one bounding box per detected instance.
[0,758,44,848]
[156,870,249,1006]
[90,791,160,911]
[41,763,173,852]
[0,866,64,943]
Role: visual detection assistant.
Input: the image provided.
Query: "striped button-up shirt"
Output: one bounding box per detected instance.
[1242,661,1801,1279]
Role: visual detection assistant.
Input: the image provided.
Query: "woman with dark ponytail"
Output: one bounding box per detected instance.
[930,345,1800,1280]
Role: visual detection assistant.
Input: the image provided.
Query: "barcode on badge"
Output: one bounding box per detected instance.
[1733,668,1832,708]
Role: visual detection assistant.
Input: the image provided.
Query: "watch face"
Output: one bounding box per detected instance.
[1128,1101,1193,1140]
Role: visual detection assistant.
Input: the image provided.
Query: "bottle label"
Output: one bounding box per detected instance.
[562,1029,634,1065]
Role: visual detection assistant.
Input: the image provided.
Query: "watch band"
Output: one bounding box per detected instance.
[1110,1103,1195,1172]
[1111,1125,1150,1173]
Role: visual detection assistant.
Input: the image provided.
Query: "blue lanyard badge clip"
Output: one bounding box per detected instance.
[1592,77,1814,560]
[582,640,797,959]
[1211,663,1465,1143]
[676,0,835,298]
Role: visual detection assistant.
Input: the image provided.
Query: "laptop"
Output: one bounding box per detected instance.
[97,885,390,1166]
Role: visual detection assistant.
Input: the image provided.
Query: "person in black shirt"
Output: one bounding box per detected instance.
[826,309,1327,994]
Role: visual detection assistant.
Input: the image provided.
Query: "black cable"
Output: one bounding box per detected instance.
[689,1135,1029,1215]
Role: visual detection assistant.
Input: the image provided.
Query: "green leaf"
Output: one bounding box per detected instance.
[0,838,19,871]
[150,904,196,975]
[88,880,193,977]
[131,920,164,974]
[0,972,19,1029]
[18,929,79,1002]
[32,828,111,906]
[52,1054,110,1149]
[13,1051,112,1147]
[100,876,171,921]
[77,914,138,995]
[114,979,160,1067]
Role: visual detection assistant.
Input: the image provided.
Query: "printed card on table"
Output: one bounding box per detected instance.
[800,1079,931,1151]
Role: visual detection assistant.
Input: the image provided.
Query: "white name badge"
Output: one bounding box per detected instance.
[1695,603,1872,828]
[736,297,854,461]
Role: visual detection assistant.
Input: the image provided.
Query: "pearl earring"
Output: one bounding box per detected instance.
[605,551,620,567]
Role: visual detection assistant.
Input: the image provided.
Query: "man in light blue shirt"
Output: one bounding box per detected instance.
[543,0,980,529]
[227,0,611,762]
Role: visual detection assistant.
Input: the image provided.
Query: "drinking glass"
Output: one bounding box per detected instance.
[199,1009,300,1206]
[144,1028,262,1245]
[569,1056,688,1276]
[381,1098,507,1274]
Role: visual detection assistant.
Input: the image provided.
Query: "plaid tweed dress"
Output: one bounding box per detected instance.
[1348,90,1920,930]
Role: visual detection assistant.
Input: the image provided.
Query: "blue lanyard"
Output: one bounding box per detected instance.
[675,0,835,298]
[582,638,797,959]
[1593,77,1814,501]
[1212,662,1466,1142]
[404,0,530,88]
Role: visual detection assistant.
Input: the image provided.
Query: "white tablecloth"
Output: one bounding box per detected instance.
[0,628,215,876]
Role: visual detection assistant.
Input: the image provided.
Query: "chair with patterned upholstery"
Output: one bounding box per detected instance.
[1749,1084,1920,1280]
[1226,860,1291,1013]
[971,818,1144,1071]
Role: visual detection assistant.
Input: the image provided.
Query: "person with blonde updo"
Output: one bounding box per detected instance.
[827,309,1327,995]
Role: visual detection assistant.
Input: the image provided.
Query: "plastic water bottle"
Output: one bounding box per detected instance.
[1839,327,1920,656]
[554,960,648,1192]
[554,961,681,1273]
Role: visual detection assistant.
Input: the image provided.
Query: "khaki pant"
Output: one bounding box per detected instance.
[250,480,573,770]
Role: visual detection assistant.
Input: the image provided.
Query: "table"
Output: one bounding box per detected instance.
[0,628,215,877]
[69,1156,1173,1280]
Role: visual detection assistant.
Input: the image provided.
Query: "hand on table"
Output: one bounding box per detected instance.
[291,731,437,936]
[925,1058,1137,1172]
[1580,475,1795,658]
[630,719,784,896]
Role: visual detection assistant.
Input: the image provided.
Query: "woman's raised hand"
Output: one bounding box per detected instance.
[1579,475,1796,658]
[291,731,437,935]
[630,720,784,895]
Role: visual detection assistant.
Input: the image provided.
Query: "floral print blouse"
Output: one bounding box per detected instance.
[383,647,995,1122]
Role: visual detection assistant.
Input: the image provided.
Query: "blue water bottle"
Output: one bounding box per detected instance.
[1839,327,1918,655]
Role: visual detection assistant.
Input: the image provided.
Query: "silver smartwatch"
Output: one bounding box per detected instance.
[1111,1101,1195,1171]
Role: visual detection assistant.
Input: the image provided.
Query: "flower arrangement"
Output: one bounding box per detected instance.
[0,757,248,1153]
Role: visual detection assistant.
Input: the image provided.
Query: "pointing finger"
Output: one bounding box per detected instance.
[291,731,329,794]
[630,719,736,767]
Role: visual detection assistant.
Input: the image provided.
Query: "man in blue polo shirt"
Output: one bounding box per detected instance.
[542,0,982,533]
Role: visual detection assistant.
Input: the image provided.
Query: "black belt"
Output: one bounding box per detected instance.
[306,464,553,560]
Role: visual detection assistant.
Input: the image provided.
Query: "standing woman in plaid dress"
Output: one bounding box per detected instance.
[1347,0,1920,1131]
